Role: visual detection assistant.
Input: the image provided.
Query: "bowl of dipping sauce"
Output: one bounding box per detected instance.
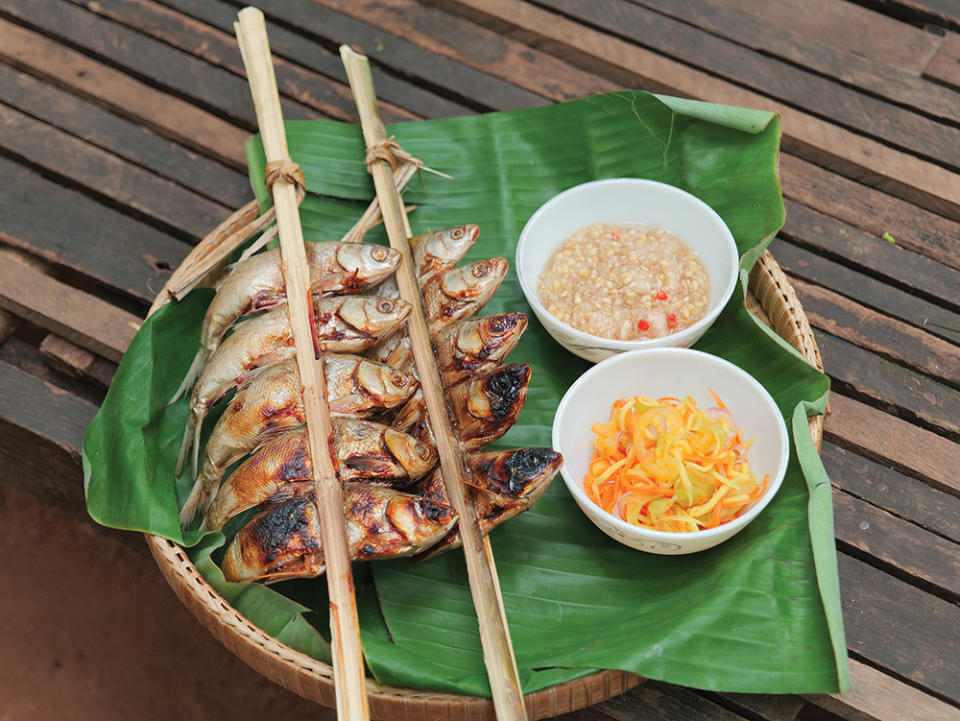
[552,348,789,554]
[516,178,739,362]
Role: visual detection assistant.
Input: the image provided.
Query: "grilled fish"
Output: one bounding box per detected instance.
[220,486,458,583]
[409,224,479,281]
[413,447,562,558]
[172,243,400,404]
[422,258,508,334]
[176,295,411,479]
[433,313,527,386]
[179,357,418,528]
[393,363,531,451]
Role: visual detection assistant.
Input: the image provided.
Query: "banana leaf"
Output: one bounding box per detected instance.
[83,91,848,697]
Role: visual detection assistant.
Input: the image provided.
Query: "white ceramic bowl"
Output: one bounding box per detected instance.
[516,178,740,362]
[552,348,790,554]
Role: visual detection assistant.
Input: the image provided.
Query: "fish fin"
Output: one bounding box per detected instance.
[191,421,202,480]
[168,351,204,406]
[179,481,208,531]
[175,415,194,478]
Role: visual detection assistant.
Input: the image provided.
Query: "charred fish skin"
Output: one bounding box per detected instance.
[433,313,527,386]
[412,448,562,559]
[449,363,532,451]
[221,486,458,584]
[422,258,508,334]
[409,224,479,281]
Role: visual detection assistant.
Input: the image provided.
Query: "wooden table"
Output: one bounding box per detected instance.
[0,1,957,720]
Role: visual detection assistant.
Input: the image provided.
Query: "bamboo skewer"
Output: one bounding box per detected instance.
[340,46,528,721]
[234,11,370,721]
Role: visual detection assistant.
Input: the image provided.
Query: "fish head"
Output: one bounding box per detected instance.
[386,494,458,544]
[339,297,412,335]
[355,360,419,405]
[384,428,438,479]
[472,448,562,499]
[466,363,531,421]
[471,312,527,357]
[336,243,400,280]
[414,224,480,273]
[438,257,508,301]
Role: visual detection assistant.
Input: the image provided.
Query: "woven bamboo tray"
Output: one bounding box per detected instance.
[144,247,824,721]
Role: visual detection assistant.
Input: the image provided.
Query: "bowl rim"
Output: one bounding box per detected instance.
[552,347,791,543]
[516,177,741,350]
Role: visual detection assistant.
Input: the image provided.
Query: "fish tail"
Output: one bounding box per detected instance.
[191,421,202,480]
[168,350,204,406]
[179,480,208,531]
[175,414,195,479]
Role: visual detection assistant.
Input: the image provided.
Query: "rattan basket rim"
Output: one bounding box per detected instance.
[145,248,823,721]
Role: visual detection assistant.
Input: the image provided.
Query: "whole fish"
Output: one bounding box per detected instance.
[392,363,532,451]
[220,486,458,583]
[172,242,400,404]
[422,258,508,334]
[433,313,527,386]
[413,447,562,558]
[176,295,411,479]
[180,357,418,528]
[409,224,479,281]
[200,419,438,531]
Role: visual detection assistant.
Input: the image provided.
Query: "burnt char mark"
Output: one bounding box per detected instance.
[491,448,561,495]
[344,455,392,473]
[487,313,523,336]
[250,289,281,312]
[247,496,320,564]
[357,543,378,557]
[417,499,450,523]
[484,364,531,421]
[277,447,311,481]
[347,492,377,521]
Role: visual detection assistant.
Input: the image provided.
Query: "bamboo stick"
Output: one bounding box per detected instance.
[340,45,527,721]
[234,11,369,721]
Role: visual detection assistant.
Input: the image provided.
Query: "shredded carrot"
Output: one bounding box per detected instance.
[583,393,765,533]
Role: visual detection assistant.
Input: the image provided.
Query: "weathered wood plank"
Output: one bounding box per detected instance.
[0,19,248,168]
[712,693,803,721]
[68,0,417,124]
[782,200,960,311]
[0,101,230,241]
[838,553,960,701]
[0,64,249,208]
[0,156,186,304]
[824,393,960,497]
[157,0,472,118]
[595,681,750,721]
[791,278,960,389]
[626,0,957,123]
[0,359,96,509]
[0,261,141,363]
[418,0,960,219]
[541,0,960,171]
[824,443,960,544]
[0,0,318,128]
[834,489,960,599]
[39,335,117,389]
[228,0,550,112]
[923,31,960,91]
[816,330,960,437]
[770,239,960,346]
[780,154,960,272]
[316,0,615,101]
[805,658,960,721]
[858,0,960,32]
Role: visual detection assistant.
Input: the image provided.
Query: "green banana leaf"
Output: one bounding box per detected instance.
[83,91,848,698]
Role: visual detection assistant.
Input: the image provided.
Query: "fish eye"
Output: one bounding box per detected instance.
[371,247,388,261]
[415,443,430,460]
[390,372,406,386]
[377,300,394,313]
[471,263,489,278]
[489,317,508,334]
[451,227,464,239]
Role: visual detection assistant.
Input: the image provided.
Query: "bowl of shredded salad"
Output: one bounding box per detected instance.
[552,348,789,554]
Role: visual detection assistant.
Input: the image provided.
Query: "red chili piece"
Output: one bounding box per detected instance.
[667,314,677,329]
[656,290,668,301]
[611,231,620,240]
[637,319,650,331]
